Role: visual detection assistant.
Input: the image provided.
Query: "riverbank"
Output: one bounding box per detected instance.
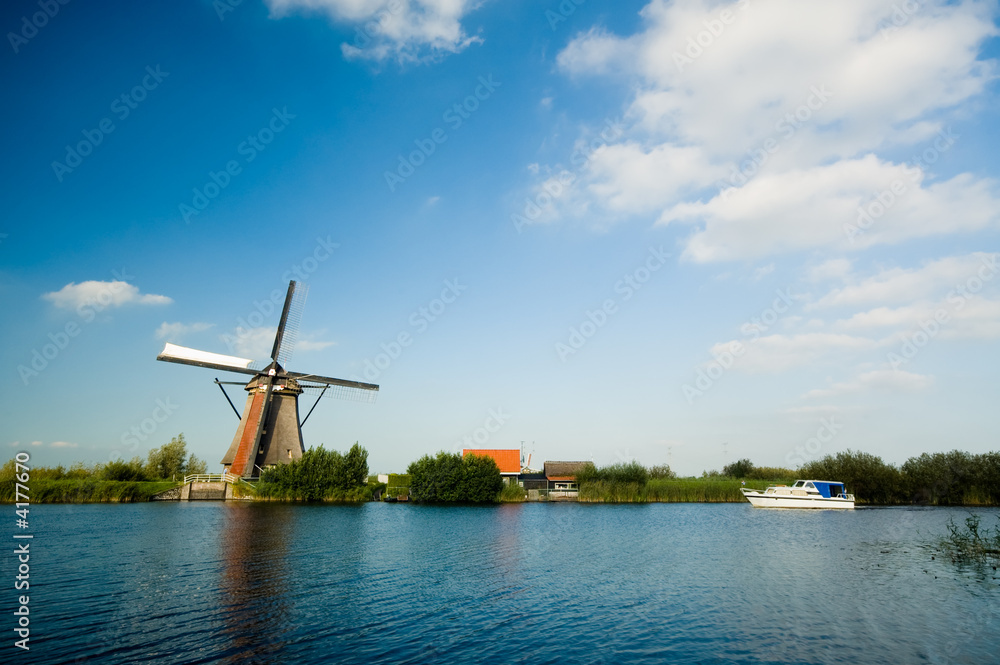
[7,477,1000,505]
[0,479,178,503]
[0,478,783,504]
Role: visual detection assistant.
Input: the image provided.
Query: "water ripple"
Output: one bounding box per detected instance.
[19,502,1000,664]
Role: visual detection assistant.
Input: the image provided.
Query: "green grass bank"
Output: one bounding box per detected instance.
[1,479,178,503]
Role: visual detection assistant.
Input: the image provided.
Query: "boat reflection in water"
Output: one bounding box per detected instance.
[740,480,855,508]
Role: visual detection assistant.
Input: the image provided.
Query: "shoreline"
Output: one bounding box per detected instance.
[5,478,999,507]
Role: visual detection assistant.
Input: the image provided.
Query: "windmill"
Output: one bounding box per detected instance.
[155,281,378,478]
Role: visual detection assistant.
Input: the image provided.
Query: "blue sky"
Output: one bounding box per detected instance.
[2,0,999,476]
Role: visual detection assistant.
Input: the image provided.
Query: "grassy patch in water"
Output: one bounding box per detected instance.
[942,513,1000,561]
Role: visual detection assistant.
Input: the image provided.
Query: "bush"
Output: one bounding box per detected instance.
[64,462,94,480]
[747,466,795,480]
[722,458,754,478]
[385,473,411,499]
[648,464,677,480]
[901,450,999,505]
[256,443,370,501]
[499,482,526,502]
[799,450,904,504]
[101,457,149,482]
[407,452,503,503]
[577,461,648,486]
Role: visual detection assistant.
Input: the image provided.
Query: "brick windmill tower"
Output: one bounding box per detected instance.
[155,281,378,478]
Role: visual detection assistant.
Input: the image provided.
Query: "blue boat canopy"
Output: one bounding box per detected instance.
[811,482,844,498]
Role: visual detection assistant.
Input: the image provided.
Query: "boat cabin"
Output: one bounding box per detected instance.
[791,480,848,498]
[762,480,849,498]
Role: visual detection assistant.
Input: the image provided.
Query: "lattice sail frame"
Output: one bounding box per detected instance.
[300,382,379,404]
[275,282,308,368]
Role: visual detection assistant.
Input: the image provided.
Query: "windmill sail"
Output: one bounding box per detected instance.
[156,343,257,375]
[272,281,308,368]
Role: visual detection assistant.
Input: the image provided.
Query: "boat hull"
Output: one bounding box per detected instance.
[741,490,854,509]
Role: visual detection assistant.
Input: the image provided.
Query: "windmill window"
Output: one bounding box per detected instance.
[287,449,292,458]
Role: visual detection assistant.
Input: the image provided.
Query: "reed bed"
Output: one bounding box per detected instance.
[0,479,177,503]
[576,478,794,503]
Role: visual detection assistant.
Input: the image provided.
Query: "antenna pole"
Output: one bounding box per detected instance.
[215,378,242,420]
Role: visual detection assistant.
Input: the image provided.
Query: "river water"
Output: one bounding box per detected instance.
[12,503,1000,664]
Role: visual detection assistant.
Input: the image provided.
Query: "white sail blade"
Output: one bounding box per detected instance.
[156,343,257,375]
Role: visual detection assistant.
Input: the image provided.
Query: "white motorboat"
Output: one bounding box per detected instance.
[740,479,855,509]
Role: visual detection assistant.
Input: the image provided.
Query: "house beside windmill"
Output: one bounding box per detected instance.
[462,449,521,484]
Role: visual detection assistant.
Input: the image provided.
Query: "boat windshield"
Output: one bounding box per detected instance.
[793,481,805,487]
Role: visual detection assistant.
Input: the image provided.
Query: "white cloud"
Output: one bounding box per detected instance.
[836,296,1000,340]
[660,157,999,262]
[225,327,278,360]
[753,263,775,280]
[296,335,337,351]
[803,369,933,398]
[223,328,336,359]
[155,322,214,340]
[266,0,482,63]
[30,441,43,447]
[782,404,844,415]
[43,281,172,311]
[50,441,79,448]
[807,259,853,283]
[534,0,1000,260]
[813,252,999,309]
[560,0,995,159]
[709,332,880,373]
[557,27,634,77]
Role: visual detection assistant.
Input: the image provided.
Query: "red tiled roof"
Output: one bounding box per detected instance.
[463,449,521,474]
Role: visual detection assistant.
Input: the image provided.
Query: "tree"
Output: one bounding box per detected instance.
[462,454,504,502]
[344,442,369,488]
[799,450,903,504]
[186,454,208,476]
[145,433,190,480]
[257,444,372,500]
[723,458,754,478]
[407,451,502,503]
[101,457,149,482]
[649,464,677,480]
